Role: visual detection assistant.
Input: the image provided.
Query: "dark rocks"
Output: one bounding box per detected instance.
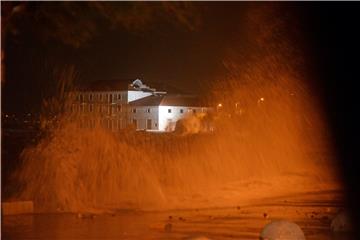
[164,223,172,232]
[260,220,305,240]
[331,210,353,232]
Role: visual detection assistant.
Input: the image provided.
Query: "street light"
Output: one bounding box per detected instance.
[217,103,223,112]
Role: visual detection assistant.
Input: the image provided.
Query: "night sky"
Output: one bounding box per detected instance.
[2,3,360,114]
[2,2,249,113]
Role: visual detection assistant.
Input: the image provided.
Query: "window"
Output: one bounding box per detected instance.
[155,123,158,127]
[89,104,93,112]
[147,119,152,129]
[118,94,122,100]
[132,108,136,113]
[193,109,196,113]
[132,119,137,128]
[117,105,122,113]
[89,94,93,101]
[79,94,83,103]
[99,94,103,101]
[147,108,150,113]
[109,94,113,103]
[180,109,184,114]
[168,109,172,113]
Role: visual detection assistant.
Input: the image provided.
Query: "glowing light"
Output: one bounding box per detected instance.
[257,97,265,104]
[217,103,222,107]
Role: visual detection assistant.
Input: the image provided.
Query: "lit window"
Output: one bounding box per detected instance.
[180,109,184,114]
[168,109,171,113]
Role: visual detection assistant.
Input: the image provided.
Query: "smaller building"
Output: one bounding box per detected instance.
[129,94,208,131]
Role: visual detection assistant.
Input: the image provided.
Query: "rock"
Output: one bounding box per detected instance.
[331,210,353,232]
[260,220,305,240]
[77,213,95,219]
[164,223,172,232]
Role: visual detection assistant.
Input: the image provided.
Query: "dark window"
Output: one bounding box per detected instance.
[118,94,122,100]
[133,119,137,128]
[89,94,93,101]
[117,105,122,113]
[147,119,152,129]
[147,108,150,113]
[193,109,196,113]
[180,109,184,114]
[155,123,158,127]
[168,109,171,113]
[132,108,136,113]
[109,94,113,103]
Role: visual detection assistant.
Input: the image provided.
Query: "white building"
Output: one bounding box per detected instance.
[71,79,210,132]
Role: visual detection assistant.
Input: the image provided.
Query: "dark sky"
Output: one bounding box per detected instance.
[2,2,360,116]
[2,2,248,113]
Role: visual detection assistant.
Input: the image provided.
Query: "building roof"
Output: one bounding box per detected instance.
[76,79,132,91]
[76,79,188,94]
[129,94,207,107]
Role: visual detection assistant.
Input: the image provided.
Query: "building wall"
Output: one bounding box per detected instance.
[75,90,128,104]
[127,91,152,103]
[128,106,159,130]
[158,106,208,131]
[72,90,129,131]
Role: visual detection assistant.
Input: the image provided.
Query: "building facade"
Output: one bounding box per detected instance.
[71,79,210,132]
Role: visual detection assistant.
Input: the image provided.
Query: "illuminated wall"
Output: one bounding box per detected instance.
[128,106,159,130]
[158,106,205,131]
